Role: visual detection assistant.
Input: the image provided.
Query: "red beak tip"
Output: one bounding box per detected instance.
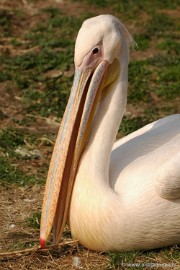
[40,237,46,249]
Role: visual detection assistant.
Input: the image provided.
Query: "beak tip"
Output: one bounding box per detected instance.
[40,237,46,249]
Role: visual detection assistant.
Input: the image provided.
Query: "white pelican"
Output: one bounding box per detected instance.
[40,15,180,251]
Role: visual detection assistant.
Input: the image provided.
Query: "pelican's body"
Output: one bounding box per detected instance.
[40,15,180,251]
[70,115,180,251]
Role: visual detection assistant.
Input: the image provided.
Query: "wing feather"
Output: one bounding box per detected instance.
[110,115,180,194]
[155,135,180,199]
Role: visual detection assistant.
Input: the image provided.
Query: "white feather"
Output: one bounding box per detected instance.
[69,15,180,251]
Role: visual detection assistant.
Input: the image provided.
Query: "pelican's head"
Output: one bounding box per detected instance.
[75,15,122,67]
[40,15,132,248]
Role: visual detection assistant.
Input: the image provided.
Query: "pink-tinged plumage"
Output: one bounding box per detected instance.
[40,15,180,251]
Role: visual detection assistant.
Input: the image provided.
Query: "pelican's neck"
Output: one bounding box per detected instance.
[70,47,129,250]
[84,52,128,184]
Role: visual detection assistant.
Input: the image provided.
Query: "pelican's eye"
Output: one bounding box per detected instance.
[92,47,99,55]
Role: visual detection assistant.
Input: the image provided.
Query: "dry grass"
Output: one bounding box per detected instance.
[0,242,110,270]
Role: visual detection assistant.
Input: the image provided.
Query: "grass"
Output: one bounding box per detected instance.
[0,11,80,118]
[24,75,72,117]
[72,0,178,9]
[0,127,40,156]
[157,39,180,54]
[26,211,41,229]
[133,34,150,50]
[0,9,13,36]
[0,128,25,149]
[146,12,175,37]
[0,0,180,269]
[0,3,178,119]
[120,116,150,136]
[128,55,180,103]
[0,156,42,186]
[109,247,179,269]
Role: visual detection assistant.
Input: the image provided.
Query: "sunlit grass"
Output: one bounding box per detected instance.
[0,156,42,186]
[0,0,179,267]
[26,211,41,229]
[0,128,25,151]
[108,247,179,269]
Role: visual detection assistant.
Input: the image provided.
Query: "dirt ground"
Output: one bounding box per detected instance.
[0,0,180,269]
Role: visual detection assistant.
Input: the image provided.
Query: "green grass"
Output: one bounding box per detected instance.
[14,115,37,127]
[0,2,178,166]
[157,39,180,55]
[108,247,179,269]
[0,128,25,151]
[13,241,38,250]
[0,3,179,120]
[0,127,41,158]
[0,11,81,118]
[0,58,71,118]
[109,250,143,269]
[0,156,42,186]
[128,60,152,102]
[120,116,150,135]
[146,12,176,37]
[26,211,41,229]
[0,9,25,37]
[72,0,179,13]
[128,54,179,104]
[0,9,13,36]
[134,34,150,50]
[23,75,72,117]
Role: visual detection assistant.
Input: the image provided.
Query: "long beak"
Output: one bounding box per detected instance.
[40,60,109,248]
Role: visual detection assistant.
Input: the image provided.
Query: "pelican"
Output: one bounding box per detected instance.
[40,15,180,251]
